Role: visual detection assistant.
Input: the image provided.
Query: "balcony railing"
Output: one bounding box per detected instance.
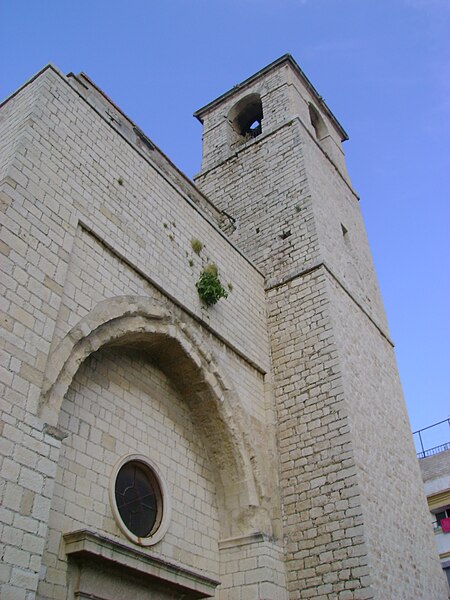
[413,418,450,459]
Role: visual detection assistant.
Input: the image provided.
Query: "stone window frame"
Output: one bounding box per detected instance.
[109,453,171,546]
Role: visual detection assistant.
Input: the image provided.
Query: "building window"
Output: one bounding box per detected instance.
[110,455,171,545]
[432,506,450,531]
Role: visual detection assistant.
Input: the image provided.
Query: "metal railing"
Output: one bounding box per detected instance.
[413,418,450,459]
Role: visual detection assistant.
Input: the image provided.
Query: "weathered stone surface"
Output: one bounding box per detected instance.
[0,56,445,598]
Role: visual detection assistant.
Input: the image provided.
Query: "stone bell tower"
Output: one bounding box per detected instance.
[194,55,446,599]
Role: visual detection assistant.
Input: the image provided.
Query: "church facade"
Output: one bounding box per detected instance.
[0,55,446,599]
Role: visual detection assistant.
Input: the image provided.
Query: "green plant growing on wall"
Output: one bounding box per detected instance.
[196,263,228,306]
[191,238,203,255]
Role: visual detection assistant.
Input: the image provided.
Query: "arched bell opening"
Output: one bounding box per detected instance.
[228,93,263,146]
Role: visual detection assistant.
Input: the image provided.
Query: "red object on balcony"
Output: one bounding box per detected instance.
[441,517,450,533]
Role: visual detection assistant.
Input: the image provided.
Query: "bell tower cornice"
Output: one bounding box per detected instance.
[194,53,348,142]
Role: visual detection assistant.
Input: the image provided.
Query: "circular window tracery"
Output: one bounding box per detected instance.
[110,454,170,546]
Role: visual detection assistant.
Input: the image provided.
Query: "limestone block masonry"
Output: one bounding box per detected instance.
[0,54,446,599]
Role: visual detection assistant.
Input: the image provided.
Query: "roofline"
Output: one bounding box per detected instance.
[0,62,265,279]
[68,71,133,124]
[0,63,62,109]
[193,54,348,142]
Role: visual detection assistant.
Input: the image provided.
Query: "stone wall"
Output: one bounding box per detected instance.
[1,56,446,599]
[327,274,445,598]
[267,269,373,599]
[0,65,285,599]
[37,347,221,598]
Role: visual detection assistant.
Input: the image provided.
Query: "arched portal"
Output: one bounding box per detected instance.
[39,296,270,539]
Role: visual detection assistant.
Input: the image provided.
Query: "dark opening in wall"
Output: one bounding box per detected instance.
[308,103,328,141]
[229,94,263,142]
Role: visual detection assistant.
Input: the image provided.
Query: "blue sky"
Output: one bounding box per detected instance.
[1,0,449,448]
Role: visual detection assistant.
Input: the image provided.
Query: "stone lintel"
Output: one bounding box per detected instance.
[218,531,267,550]
[63,529,220,598]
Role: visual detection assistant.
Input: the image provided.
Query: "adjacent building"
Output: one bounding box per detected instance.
[417,421,450,595]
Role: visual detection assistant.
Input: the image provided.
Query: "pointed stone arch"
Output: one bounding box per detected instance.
[39,296,271,537]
